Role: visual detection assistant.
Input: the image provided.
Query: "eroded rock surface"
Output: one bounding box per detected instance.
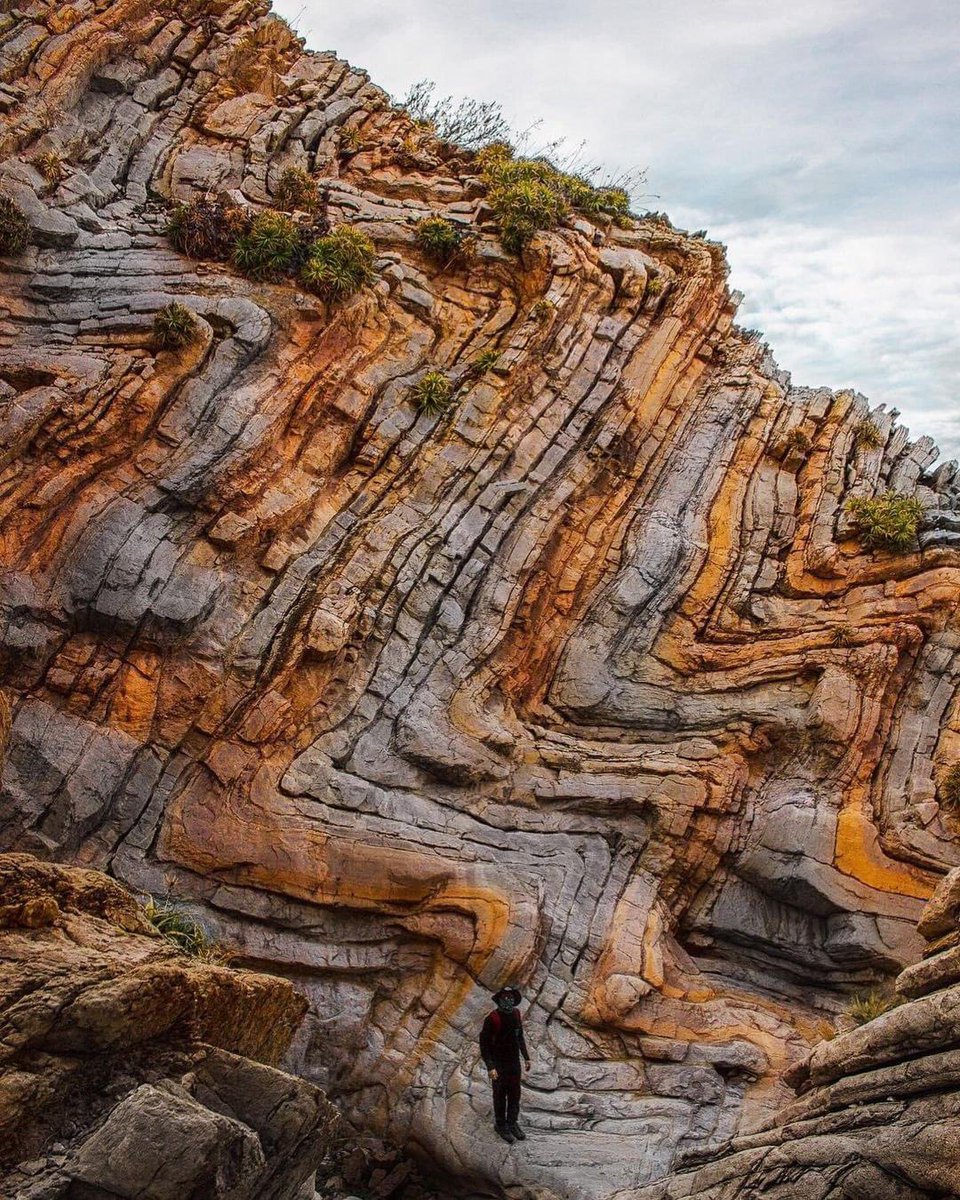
[0,852,338,1199]
[2,2,960,1197]
[620,867,960,1199]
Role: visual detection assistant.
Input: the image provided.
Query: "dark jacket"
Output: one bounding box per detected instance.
[480,1007,529,1073]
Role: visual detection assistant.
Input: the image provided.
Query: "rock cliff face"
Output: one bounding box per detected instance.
[621,866,960,1200]
[0,851,338,1199]
[2,2,960,1197]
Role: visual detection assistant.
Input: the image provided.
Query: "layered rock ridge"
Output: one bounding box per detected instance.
[620,867,960,1199]
[2,1,960,1197]
[0,851,339,1199]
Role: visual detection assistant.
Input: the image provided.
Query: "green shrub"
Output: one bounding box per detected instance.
[469,348,500,376]
[167,196,251,260]
[402,80,511,150]
[339,128,363,156]
[785,426,812,454]
[937,764,960,812]
[855,418,884,449]
[231,211,300,280]
[34,151,64,190]
[153,302,197,350]
[0,194,30,255]
[275,166,319,212]
[299,225,376,300]
[846,492,925,551]
[848,989,899,1026]
[144,898,228,962]
[477,142,631,254]
[531,298,554,321]
[416,215,465,262]
[410,370,453,415]
[645,275,664,297]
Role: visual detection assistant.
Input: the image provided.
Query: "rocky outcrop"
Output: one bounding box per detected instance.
[2,2,960,1198]
[620,867,960,1199]
[0,852,338,1199]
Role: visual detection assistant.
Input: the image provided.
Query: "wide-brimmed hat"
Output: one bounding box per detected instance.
[492,986,522,1004]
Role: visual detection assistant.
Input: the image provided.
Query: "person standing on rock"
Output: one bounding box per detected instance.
[480,986,531,1144]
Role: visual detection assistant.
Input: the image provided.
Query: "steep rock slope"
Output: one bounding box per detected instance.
[0,851,339,1199]
[2,2,960,1197]
[620,867,960,1200]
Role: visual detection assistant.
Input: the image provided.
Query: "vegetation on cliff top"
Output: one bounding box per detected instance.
[846,492,925,552]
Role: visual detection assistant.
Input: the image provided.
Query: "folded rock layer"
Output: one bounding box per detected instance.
[2,2,960,1197]
[0,852,339,1199]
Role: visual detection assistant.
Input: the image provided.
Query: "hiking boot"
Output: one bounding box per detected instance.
[495,1125,515,1144]
[509,1123,526,1140]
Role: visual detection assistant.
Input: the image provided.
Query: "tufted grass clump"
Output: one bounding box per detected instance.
[785,426,812,454]
[831,624,855,647]
[416,215,466,263]
[0,194,30,255]
[937,764,960,813]
[167,195,251,260]
[299,225,376,300]
[848,989,899,1026]
[338,127,363,157]
[144,898,231,964]
[846,492,925,552]
[231,211,301,280]
[531,298,554,321]
[410,370,453,415]
[854,418,885,450]
[477,142,632,255]
[469,348,500,377]
[34,151,64,190]
[153,302,197,350]
[402,80,511,150]
[275,166,319,212]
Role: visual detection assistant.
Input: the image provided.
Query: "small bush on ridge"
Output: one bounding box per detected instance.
[785,426,812,454]
[402,80,511,150]
[144,898,230,963]
[411,370,453,415]
[416,215,465,263]
[34,151,64,190]
[231,211,300,280]
[469,348,500,376]
[0,194,30,254]
[275,166,319,212]
[855,418,884,450]
[299,225,376,300]
[477,142,632,255]
[848,989,899,1026]
[846,492,925,552]
[167,196,251,260]
[937,764,960,813]
[153,302,197,350]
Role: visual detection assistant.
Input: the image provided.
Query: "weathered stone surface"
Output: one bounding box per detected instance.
[2,2,960,1198]
[618,844,960,1199]
[0,853,337,1199]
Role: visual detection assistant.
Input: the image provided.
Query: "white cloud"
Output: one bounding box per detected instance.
[275,0,959,457]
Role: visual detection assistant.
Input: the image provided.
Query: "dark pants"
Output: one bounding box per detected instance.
[492,1072,521,1127]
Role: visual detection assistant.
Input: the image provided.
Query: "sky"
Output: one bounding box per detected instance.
[274,0,960,458]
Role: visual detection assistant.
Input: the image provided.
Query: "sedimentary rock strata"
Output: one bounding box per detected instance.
[0,852,338,1199]
[621,866,960,1200]
[2,2,960,1197]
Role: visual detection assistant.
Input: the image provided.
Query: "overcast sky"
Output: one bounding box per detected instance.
[275,0,960,458]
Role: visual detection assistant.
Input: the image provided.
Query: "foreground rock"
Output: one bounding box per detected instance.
[0,852,338,1200]
[3,1,960,1196]
[620,868,960,1199]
